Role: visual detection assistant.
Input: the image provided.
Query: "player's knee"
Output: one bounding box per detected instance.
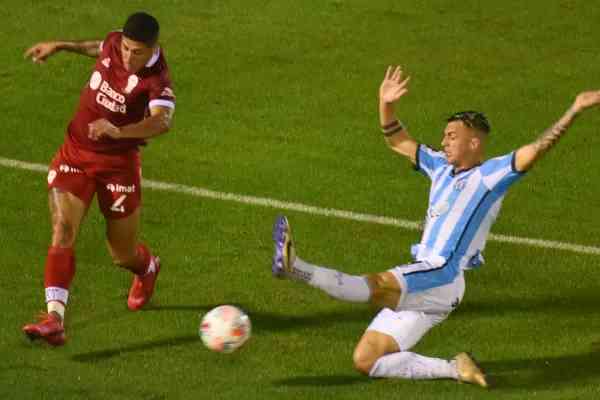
[51,219,77,247]
[367,273,396,292]
[367,273,401,309]
[353,339,385,375]
[353,347,376,375]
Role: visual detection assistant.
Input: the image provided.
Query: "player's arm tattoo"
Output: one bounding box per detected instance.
[57,40,102,58]
[515,107,580,172]
[532,108,578,154]
[532,123,568,153]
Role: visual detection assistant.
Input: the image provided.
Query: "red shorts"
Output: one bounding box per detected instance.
[47,140,142,219]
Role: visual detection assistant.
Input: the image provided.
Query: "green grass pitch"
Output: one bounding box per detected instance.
[2,1,600,399]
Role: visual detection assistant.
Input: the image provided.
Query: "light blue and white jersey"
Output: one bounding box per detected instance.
[403,144,524,293]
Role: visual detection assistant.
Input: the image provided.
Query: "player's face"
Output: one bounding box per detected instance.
[441,121,482,167]
[120,37,155,73]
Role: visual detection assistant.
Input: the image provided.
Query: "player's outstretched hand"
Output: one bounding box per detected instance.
[572,90,600,113]
[88,119,121,141]
[379,66,410,104]
[24,42,60,64]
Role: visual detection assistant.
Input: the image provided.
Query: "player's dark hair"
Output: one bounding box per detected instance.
[447,111,491,134]
[123,12,159,46]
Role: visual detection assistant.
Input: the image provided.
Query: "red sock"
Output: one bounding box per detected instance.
[44,246,76,289]
[129,243,152,275]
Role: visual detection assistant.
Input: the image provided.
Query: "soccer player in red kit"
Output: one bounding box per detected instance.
[22,12,175,346]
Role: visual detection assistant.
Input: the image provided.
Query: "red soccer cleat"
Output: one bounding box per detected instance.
[127,256,161,311]
[22,312,66,346]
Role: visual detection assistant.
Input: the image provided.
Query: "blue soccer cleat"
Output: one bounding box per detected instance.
[272,215,296,278]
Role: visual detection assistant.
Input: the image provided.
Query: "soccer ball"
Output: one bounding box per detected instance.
[199,305,251,353]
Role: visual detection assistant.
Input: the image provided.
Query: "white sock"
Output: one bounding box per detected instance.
[369,351,458,380]
[47,301,65,321]
[291,257,370,303]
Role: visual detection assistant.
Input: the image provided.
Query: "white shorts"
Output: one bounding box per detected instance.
[366,309,447,351]
[365,272,465,351]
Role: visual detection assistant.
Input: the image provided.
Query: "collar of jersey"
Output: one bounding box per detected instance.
[145,47,161,68]
[450,162,481,177]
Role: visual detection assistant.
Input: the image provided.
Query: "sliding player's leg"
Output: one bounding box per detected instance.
[354,309,486,386]
[354,310,458,379]
[272,215,402,307]
[355,271,487,386]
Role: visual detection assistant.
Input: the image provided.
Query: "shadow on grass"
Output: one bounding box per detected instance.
[270,349,600,390]
[272,375,370,387]
[455,292,600,318]
[71,334,198,362]
[483,347,600,390]
[71,305,374,363]
[147,304,375,331]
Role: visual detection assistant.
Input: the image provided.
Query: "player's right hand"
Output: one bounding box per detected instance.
[23,42,60,64]
[379,66,410,104]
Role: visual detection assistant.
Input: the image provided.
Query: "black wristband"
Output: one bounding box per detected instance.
[383,124,405,137]
[381,120,400,130]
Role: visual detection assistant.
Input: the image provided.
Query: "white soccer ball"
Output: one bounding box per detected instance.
[199,305,251,353]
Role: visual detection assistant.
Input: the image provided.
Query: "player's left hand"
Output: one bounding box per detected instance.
[379,66,410,105]
[88,119,122,140]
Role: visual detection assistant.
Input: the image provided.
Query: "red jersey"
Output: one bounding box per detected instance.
[67,31,175,153]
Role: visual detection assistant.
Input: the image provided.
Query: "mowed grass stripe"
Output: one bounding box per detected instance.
[2,155,599,256]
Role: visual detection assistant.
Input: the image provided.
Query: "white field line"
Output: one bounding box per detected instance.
[2,156,599,256]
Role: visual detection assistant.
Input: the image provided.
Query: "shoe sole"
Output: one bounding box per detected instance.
[271,215,288,278]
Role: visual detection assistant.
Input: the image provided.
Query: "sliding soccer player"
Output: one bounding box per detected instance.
[272,65,600,386]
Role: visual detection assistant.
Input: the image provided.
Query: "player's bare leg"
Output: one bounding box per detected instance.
[23,189,88,346]
[106,207,141,268]
[365,272,402,310]
[353,330,400,374]
[106,207,160,310]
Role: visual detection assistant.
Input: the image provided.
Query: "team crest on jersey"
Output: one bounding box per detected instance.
[124,74,139,94]
[454,179,467,192]
[101,57,111,68]
[429,201,450,218]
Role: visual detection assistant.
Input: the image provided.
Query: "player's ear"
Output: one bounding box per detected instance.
[470,135,481,151]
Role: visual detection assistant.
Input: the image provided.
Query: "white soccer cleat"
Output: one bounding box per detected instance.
[455,352,489,388]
